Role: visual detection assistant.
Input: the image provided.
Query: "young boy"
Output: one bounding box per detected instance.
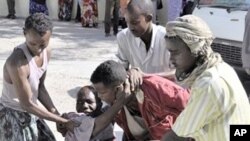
[0,13,75,141]
[62,85,115,141]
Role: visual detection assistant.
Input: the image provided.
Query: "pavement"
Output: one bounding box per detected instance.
[0,17,123,141]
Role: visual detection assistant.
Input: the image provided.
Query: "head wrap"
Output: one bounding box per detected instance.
[166,15,223,88]
[166,15,214,55]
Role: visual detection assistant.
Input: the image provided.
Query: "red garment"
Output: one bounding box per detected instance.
[115,108,136,140]
[115,75,190,140]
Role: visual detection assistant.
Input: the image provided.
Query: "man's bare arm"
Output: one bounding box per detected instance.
[38,71,60,115]
[6,53,67,124]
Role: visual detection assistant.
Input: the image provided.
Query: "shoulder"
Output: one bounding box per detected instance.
[192,63,232,94]
[6,47,28,70]
[142,75,185,92]
[117,28,132,41]
[5,47,29,78]
[153,24,166,37]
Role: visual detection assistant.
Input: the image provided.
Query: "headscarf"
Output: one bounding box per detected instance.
[166,15,223,88]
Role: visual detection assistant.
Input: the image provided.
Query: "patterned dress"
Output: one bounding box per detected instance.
[81,0,98,27]
[58,0,73,21]
[29,0,49,15]
[0,104,56,141]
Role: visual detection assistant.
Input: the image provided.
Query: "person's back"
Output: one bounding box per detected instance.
[113,75,190,140]
[139,75,190,139]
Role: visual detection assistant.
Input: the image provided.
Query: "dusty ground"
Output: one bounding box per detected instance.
[0,17,123,140]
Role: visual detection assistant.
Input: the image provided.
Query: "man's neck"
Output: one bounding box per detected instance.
[140,24,153,52]
[25,43,36,57]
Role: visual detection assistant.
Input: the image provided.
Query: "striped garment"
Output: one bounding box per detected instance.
[172,62,250,141]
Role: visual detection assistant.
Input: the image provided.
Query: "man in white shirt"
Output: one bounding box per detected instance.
[116,0,175,79]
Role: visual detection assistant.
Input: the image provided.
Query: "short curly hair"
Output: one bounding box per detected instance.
[127,0,154,17]
[24,13,53,36]
[90,60,127,88]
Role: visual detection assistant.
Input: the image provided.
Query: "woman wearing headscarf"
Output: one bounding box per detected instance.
[161,15,250,141]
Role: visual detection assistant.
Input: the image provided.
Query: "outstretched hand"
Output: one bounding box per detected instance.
[127,68,144,91]
[56,114,81,137]
[65,119,81,133]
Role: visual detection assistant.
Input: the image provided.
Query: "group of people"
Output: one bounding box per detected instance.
[1,0,250,141]
[5,0,197,37]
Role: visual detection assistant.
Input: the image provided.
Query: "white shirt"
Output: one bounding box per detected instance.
[116,24,172,73]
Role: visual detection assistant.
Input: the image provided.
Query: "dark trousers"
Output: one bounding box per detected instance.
[75,2,81,22]
[7,0,15,15]
[104,0,119,34]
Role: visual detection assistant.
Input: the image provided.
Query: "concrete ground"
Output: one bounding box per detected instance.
[0,17,123,141]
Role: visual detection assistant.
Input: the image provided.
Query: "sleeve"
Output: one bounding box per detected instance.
[140,75,190,139]
[92,123,115,140]
[65,113,96,141]
[116,32,130,69]
[150,75,190,111]
[172,78,223,139]
[142,75,190,112]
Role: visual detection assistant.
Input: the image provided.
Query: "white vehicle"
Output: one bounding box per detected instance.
[193,0,250,93]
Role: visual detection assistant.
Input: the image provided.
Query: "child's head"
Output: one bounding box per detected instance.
[23,13,53,56]
[125,0,154,37]
[90,60,127,105]
[76,85,102,116]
